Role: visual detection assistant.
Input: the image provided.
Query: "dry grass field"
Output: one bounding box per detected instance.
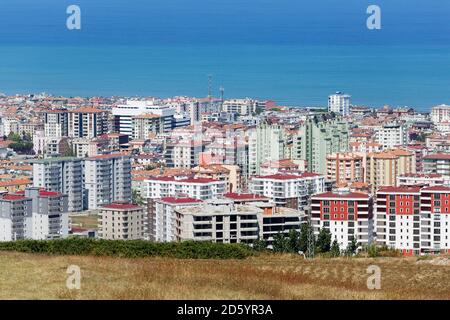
[0,252,449,300]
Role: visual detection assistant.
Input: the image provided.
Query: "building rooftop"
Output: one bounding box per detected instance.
[159,197,203,204]
[312,191,369,199]
[102,203,142,210]
[377,186,422,194]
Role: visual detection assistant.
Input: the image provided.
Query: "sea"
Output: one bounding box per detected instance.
[0,0,449,111]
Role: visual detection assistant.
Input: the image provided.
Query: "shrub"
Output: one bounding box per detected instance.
[0,239,254,260]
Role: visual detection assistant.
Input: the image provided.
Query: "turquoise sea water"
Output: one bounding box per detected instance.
[0,1,449,110]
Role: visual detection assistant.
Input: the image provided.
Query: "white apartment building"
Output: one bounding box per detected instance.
[375,123,408,150]
[31,157,84,212]
[68,107,109,139]
[0,194,33,241]
[375,186,421,256]
[397,173,450,187]
[418,186,450,254]
[98,203,146,240]
[150,196,203,242]
[249,173,325,211]
[112,100,175,137]
[376,185,450,255]
[25,188,69,240]
[311,191,374,251]
[84,153,132,209]
[44,110,68,138]
[328,92,351,116]
[140,177,226,201]
[222,98,256,116]
[431,104,450,124]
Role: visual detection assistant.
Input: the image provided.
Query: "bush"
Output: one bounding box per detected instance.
[0,239,254,260]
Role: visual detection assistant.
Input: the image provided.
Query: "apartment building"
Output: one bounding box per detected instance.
[131,113,164,140]
[112,100,175,137]
[98,203,146,240]
[423,153,450,176]
[140,177,226,201]
[293,115,349,175]
[311,191,374,251]
[375,185,450,255]
[248,123,288,176]
[68,107,109,139]
[25,187,69,240]
[419,186,450,254]
[249,173,325,211]
[366,149,415,193]
[31,157,84,212]
[431,104,450,123]
[0,193,32,241]
[222,98,256,116]
[84,153,132,209]
[44,110,68,138]
[375,186,422,256]
[326,152,364,185]
[375,123,408,150]
[397,173,449,187]
[328,92,351,116]
[174,199,305,246]
[149,196,203,242]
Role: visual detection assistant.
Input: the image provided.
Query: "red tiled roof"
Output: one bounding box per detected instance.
[159,197,202,204]
[421,186,450,192]
[39,190,61,197]
[255,172,321,180]
[312,192,369,199]
[1,194,27,201]
[377,186,422,193]
[423,153,450,160]
[102,203,142,210]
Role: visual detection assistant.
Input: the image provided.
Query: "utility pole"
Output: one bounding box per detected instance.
[307,210,315,259]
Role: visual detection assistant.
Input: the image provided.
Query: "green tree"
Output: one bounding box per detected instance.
[287,229,301,253]
[252,237,268,252]
[346,237,358,256]
[330,239,340,257]
[316,228,332,253]
[132,189,144,206]
[272,233,289,253]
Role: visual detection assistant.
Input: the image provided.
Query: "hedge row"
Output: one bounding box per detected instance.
[0,238,254,260]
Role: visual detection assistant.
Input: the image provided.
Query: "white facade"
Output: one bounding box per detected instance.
[152,197,202,242]
[84,154,132,209]
[141,177,226,201]
[249,173,325,211]
[431,104,450,124]
[328,92,351,116]
[311,192,373,251]
[222,99,256,115]
[32,158,84,212]
[375,123,408,150]
[112,100,175,137]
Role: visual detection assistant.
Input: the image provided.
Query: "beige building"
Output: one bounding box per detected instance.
[132,113,164,140]
[326,152,364,185]
[98,203,146,240]
[366,149,415,193]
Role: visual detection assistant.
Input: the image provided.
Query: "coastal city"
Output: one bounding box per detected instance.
[0,91,449,257]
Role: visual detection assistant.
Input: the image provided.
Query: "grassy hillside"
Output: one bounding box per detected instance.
[0,252,448,300]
